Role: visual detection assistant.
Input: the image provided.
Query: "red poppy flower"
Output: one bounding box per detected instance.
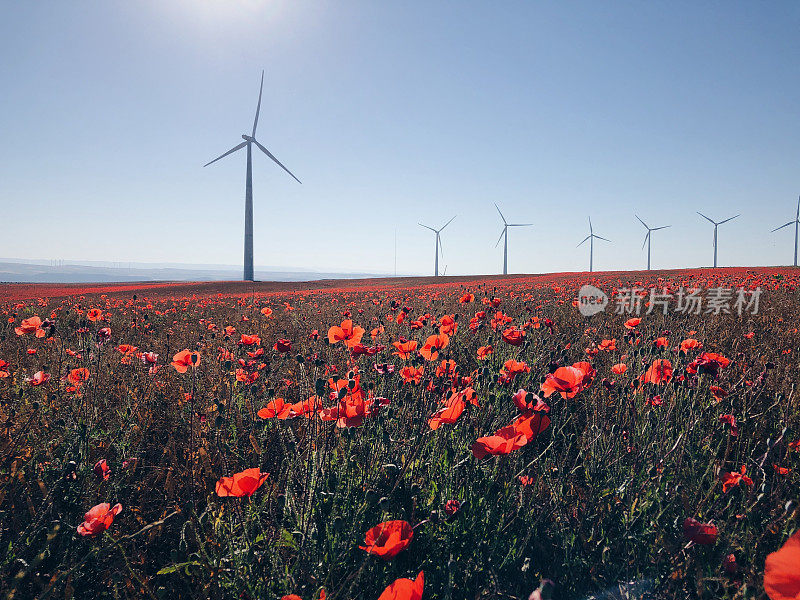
[327,320,365,348]
[459,293,475,303]
[86,308,104,322]
[639,359,673,385]
[260,307,273,317]
[77,502,122,536]
[93,459,111,481]
[400,365,424,385]
[501,327,525,346]
[15,316,46,337]
[258,398,296,420]
[215,468,269,497]
[476,345,493,360]
[171,350,200,373]
[599,339,617,352]
[541,362,595,399]
[67,367,90,386]
[359,520,413,559]
[721,465,753,493]
[273,339,292,353]
[377,571,424,600]
[439,314,457,336]
[498,359,530,384]
[624,318,641,329]
[687,352,731,376]
[26,371,50,386]
[611,363,627,375]
[471,426,528,459]
[719,414,738,436]
[238,334,261,346]
[512,389,549,413]
[682,517,718,545]
[679,338,701,353]
[420,334,449,361]
[0,359,9,378]
[428,393,466,430]
[393,340,418,359]
[764,530,800,600]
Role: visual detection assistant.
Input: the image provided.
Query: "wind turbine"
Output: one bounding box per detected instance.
[204,71,302,281]
[771,195,800,267]
[419,216,456,277]
[577,217,610,272]
[494,203,532,275]
[635,215,670,271]
[697,212,739,268]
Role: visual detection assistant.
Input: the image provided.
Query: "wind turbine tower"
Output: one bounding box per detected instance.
[635,215,670,271]
[204,71,302,281]
[577,218,610,273]
[494,203,532,275]
[697,212,738,268]
[771,195,800,267]
[419,216,456,277]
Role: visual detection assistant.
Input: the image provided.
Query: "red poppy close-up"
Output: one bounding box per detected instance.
[359,520,414,559]
[77,502,122,536]
[215,468,270,498]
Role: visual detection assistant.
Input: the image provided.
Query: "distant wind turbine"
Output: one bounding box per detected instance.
[419,216,456,277]
[635,215,670,271]
[577,217,610,272]
[204,71,301,281]
[771,195,800,267]
[697,212,738,268]
[494,204,532,275]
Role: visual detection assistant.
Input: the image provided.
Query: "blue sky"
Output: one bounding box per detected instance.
[1,1,798,276]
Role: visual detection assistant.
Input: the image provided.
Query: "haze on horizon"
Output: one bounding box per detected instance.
[1,1,799,278]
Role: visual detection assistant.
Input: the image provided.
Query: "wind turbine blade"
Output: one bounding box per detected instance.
[203,141,247,167]
[495,228,506,247]
[494,203,507,225]
[418,223,437,232]
[652,225,670,231]
[697,212,715,224]
[588,216,593,233]
[508,223,533,227]
[635,214,648,229]
[642,231,650,250]
[440,215,457,231]
[594,235,611,242]
[772,221,794,232]
[252,70,264,137]
[718,214,739,225]
[796,195,799,220]
[438,234,445,259]
[577,235,591,247]
[252,139,302,184]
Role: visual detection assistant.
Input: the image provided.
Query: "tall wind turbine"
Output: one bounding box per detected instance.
[697,212,738,268]
[772,195,800,267]
[494,204,532,275]
[419,216,456,277]
[204,71,302,281]
[635,215,670,271]
[577,217,610,273]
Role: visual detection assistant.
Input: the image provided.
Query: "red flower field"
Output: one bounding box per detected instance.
[0,266,798,599]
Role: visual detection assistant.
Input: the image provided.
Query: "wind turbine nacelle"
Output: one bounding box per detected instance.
[242,134,254,141]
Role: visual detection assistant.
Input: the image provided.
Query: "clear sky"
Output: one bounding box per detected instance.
[1,1,799,276]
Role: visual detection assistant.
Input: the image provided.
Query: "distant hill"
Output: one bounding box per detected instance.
[0,259,389,283]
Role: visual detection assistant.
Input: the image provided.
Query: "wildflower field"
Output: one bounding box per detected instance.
[1,267,799,600]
